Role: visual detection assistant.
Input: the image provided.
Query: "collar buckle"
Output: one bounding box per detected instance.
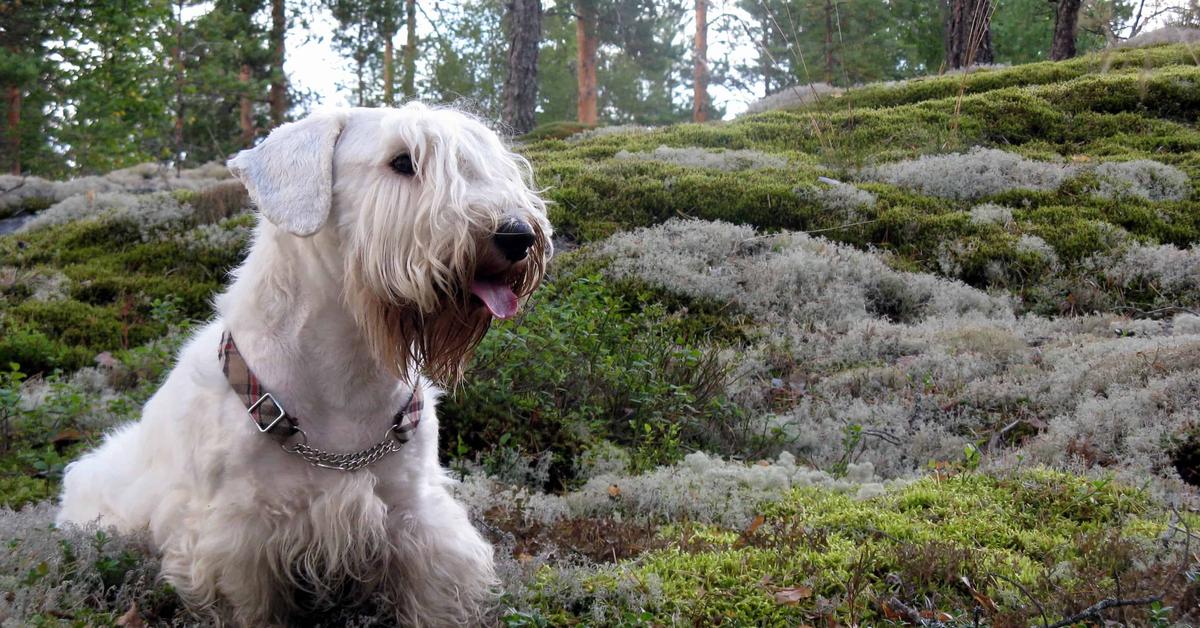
[247,392,297,435]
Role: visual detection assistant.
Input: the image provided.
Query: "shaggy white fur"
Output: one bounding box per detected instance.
[56,103,553,626]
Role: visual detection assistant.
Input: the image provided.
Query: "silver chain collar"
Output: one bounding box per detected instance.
[220,331,421,472]
[263,389,420,471]
[282,429,409,472]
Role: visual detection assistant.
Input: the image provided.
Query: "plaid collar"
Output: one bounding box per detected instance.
[219,330,422,468]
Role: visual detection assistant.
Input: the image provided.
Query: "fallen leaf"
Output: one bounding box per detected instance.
[774,585,813,605]
[115,603,144,628]
[960,576,998,613]
[746,514,765,535]
[52,428,84,447]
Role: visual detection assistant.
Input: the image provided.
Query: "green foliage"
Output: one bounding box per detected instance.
[54,1,176,172]
[0,326,186,511]
[440,266,739,487]
[422,0,508,115]
[0,0,77,175]
[178,0,276,164]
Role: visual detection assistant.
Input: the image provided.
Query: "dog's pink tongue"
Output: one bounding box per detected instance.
[470,279,519,319]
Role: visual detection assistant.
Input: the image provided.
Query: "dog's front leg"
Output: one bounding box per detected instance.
[384,482,498,626]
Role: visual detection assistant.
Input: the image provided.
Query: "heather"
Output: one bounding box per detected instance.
[2,42,1200,625]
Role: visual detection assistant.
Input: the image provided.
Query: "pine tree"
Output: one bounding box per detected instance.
[693,0,708,122]
[501,0,542,133]
[945,0,995,68]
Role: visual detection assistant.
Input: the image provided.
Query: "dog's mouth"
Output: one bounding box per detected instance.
[464,221,547,320]
[469,272,520,319]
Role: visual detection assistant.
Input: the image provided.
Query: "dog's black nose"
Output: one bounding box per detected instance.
[493,219,536,262]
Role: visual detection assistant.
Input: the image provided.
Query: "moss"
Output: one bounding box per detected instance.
[537,156,824,243]
[797,44,1200,113]
[521,470,1182,625]
[0,205,246,373]
[516,58,1200,314]
[521,121,595,141]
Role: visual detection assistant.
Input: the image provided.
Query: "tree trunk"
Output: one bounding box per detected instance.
[403,0,417,99]
[501,0,542,134]
[239,64,255,147]
[692,0,708,122]
[5,86,20,175]
[575,2,598,126]
[355,13,368,106]
[1049,0,1082,60]
[384,33,395,106]
[269,0,287,126]
[823,0,834,83]
[945,0,994,69]
[760,23,772,95]
[173,0,184,172]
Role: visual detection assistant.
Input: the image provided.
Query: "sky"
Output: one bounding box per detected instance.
[277,0,1189,122]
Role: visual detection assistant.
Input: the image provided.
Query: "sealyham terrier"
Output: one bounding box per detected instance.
[56,103,552,625]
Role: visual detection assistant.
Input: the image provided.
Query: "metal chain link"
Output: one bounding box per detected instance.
[283,433,407,471]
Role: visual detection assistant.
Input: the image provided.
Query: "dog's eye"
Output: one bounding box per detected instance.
[390,153,416,176]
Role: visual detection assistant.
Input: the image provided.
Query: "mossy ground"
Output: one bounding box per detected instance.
[513,470,1191,626]
[525,43,1200,315]
[2,42,1199,625]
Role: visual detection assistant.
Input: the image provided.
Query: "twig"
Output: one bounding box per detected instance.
[800,219,879,235]
[992,572,1048,627]
[1167,523,1200,543]
[1045,596,1161,628]
[1113,304,1199,318]
[862,428,902,446]
[885,596,951,627]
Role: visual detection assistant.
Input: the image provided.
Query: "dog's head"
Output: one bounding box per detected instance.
[228,103,552,384]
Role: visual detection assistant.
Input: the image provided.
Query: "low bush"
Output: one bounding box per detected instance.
[440,265,747,488]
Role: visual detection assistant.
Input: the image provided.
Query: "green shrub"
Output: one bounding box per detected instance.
[441,266,742,487]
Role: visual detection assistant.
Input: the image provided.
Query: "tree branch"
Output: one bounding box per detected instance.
[1046,596,1162,628]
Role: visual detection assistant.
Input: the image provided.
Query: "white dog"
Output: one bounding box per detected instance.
[56,103,551,626]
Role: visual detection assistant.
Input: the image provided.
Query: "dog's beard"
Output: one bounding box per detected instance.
[347,224,548,385]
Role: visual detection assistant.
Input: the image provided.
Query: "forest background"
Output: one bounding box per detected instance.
[2,0,1195,178]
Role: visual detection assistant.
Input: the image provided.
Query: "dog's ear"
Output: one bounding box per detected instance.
[227,111,347,237]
